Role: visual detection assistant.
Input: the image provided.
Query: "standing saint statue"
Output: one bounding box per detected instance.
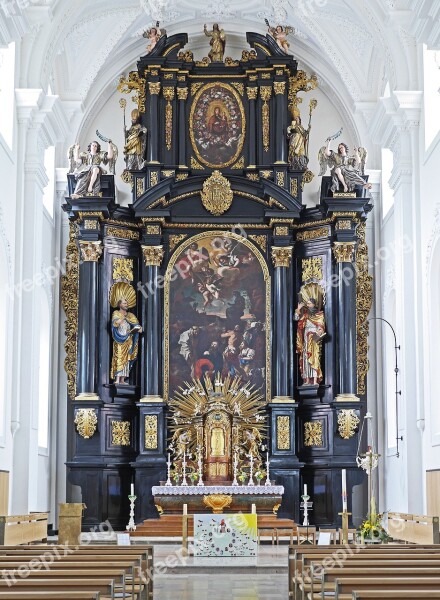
[294,297,326,386]
[68,138,117,199]
[123,109,147,171]
[109,283,142,385]
[287,106,309,170]
[203,23,226,62]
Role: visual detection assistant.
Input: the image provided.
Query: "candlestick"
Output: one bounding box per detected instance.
[126,493,137,532]
[165,453,172,486]
[342,469,347,511]
[248,451,254,486]
[304,483,307,497]
[130,483,134,496]
[197,446,204,486]
[232,451,239,486]
[181,450,188,486]
[264,452,271,486]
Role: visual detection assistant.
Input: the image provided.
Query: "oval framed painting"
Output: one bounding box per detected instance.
[189,82,246,169]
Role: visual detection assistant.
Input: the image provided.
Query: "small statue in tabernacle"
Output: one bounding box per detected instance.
[318,135,372,193]
[203,23,226,62]
[109,283,142,385]
[266,19,294,53]
[68,137,117,199]
[294,291,326,386]
[287,106,308,170]
[123,109,147,171]
[143,22,165,54]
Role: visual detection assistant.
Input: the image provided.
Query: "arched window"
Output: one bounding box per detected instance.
[38,290,51,450]
[423,45,440,150]
[0,43,15,150]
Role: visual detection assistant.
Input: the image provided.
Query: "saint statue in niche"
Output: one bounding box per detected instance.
[68,139,117,199]
[109,282,142,385]
[294,284,326,386]
[122,109,147,173]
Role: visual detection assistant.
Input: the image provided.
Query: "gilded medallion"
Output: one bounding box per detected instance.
[190,82,245,169]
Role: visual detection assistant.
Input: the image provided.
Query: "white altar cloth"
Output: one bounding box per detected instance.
[152,485,284,495]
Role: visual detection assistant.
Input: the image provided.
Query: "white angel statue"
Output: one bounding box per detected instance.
[265,19,294,53]
[318,137,372,194]
[143,22,165,54]
[68,137,117,199]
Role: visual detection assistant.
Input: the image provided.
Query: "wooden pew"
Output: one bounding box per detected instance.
[0,578,116,598]
[0,594,101,599]
[388,512,440,544]
[334,577,440,599]
[0,514,48,545]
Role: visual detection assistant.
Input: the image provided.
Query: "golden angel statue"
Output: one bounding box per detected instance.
[123,109,147,171]
[294,283,326,386]
[68,136,117,199]
[143,22,165,54]
[266,19,294,53]
[318,135,371,193]
[109,283,142,385]
[203,23,226,62]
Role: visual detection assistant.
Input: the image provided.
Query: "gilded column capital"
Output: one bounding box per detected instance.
[271,246,293,268]
[79,240,103,262]
[273,81,286,95]
[260,86,272,101]
[246,86,258,100]
[163,86,175,101]
[332,241,356,263]
[148,82,161,95]
[142,245,164,267]
[177,87,188,100]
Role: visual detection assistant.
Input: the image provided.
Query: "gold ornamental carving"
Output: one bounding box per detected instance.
[260,170,272,179]
[169,234,188,252]
[274,226,289,236]
[111,421,131,446]
[107,227,139,241]
[276,171,285,187]
[290,178,298,198]
[84,219,98,230]
[336,220,352,230]
[162,170,175,178]
[191,156,204,170]
[260,86,272,152]
[136,178,144,198]
[231,156,245,169]
[61,223,79,399]
[277,416,290,450]
[337,409,360,440]
[304,421,323,447]
[112,258,133,283]
[246,173,259,181]
[356,222,373,395]
[146,225,161,235]
[176,173,188,181]
[200,171,233,216]
[74,409,98,440]
[297,228,329,242]
[247,86,258,100]
[271,246,293,268]
[150,171,159,187]
[333,241,356,263]
[231,82,244,95]
[273,81,286,95]
[301,169,315,189]
[249,235,267,252]
[191,82,204,96]
[302,257,323,281]
[163,87,175,151]
[142,245,164,267]
[79,241,102,262]
[145,415,158,449]
[177,87,188,101]
[203,494,233,514]
[288,70,318,110]
[118,71,146,113]
[148,82,161,95]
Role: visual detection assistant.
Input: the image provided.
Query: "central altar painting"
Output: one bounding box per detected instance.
[165,232,270,403]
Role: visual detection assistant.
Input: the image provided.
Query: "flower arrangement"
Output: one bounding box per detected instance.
[238,471,248,484]
[254,470,266,483]
[357,498,391,543]
[189,472,198,485]
[171,471,180,484]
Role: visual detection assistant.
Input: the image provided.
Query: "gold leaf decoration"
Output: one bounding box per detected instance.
[163,87,175,151]
[118,71,146,113]
[356,222,373,395]
[337,409,360,440]
[169,234,188,252]
[231,82,244,95]
[260,86,272,152]
[231,156,245,169]
[107,227,139,241]
[248,235,267,252]
[111,421,131,446]
[145,415,158,449]
[142,245,164,267]
[304,421,323,447]
[200,170,233,216]
[61,223,79,400]
[271,246,293,268]
[277,416,290,450]
[74,409,98,439]
[191,156,204,170]
[112,258,134,282]
[302,257,323,281]
[296,228,329,241]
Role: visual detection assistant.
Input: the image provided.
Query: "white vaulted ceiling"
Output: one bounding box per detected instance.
[2,0,439,155]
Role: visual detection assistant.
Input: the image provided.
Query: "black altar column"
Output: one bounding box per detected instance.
[140,245,164,400]
[76,240,102,399]
[177,86,188,168]
[148,82,161,163]
[333,241,357,399]
[247,86,258,168]
[271,246,294,400]
[274,81,287,164]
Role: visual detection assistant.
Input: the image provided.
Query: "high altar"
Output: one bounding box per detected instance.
[62,28,372,530]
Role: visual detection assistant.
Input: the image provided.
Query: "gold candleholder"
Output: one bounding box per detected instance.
[338,510,352,545]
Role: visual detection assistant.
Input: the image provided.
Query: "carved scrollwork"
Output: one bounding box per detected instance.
[74,409,98,439]
[304,421,323,447]
[145,415,158,449]
[200,171,233,216]
[356,222,373,395]
[112,258,134,282]
[111,421,131,446]
[337,409,360,440]
[302,257,323,281]
[271,246,293,268]
[277,415,290,450]
[142,245,164,267]
[61,223,79,400]
[333,241,356,263]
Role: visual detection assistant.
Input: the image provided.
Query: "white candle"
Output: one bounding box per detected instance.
[303,484,307,497]
[167,452,170,464]
[183,503,187,515]
[342,469,347,511]
[130,483,134,496]
[266,452,269,464]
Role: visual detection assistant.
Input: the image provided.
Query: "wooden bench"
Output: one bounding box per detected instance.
[0,594,101,599]
[0,514,48,545]
[388,512,440,544]
[0,578,116,598]
[334,576,440,599]
[352,592,440,599]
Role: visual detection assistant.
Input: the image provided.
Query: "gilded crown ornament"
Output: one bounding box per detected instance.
[200,171,233,216]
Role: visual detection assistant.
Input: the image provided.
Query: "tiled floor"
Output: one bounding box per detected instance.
[152,543,288,599]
